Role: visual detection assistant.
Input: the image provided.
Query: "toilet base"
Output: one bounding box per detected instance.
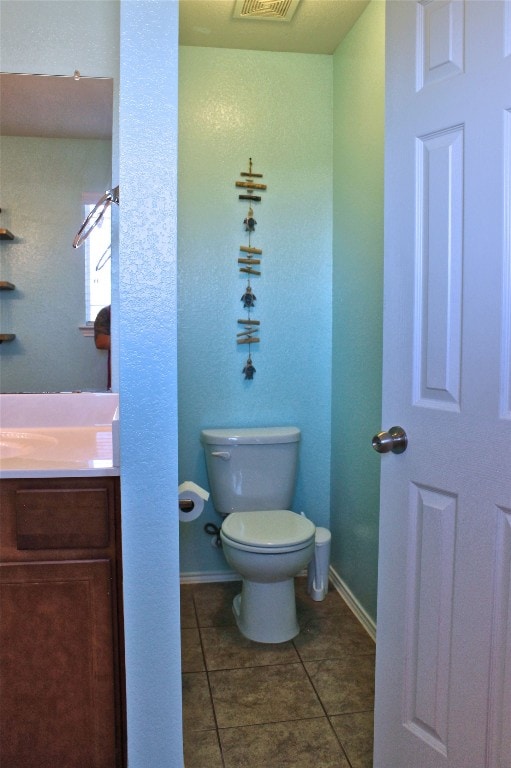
[232,578,300,643]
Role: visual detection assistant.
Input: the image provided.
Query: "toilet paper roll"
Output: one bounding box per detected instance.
[178,481,210,522]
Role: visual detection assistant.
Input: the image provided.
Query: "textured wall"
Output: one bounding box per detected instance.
[177,46,333,575]
[0,136,111,392]
[119,2,182,766]
[330,0,385,622]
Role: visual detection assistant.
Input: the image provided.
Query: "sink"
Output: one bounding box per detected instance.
[0,431,58,460]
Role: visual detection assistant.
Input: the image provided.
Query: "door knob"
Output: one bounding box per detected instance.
[372,426,408,454]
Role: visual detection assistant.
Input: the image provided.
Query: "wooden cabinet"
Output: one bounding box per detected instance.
[0,477,125,768]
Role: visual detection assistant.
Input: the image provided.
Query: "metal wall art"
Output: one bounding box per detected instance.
[236,158,266,379]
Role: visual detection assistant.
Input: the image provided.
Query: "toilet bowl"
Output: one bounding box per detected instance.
[220,510,316,643]
[200,426,315,643]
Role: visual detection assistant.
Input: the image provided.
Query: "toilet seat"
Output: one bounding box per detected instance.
[221,510,315,554]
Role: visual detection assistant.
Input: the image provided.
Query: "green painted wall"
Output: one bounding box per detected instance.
[330,0,385,622]
[178,7,385,615]
[177,47,333,575]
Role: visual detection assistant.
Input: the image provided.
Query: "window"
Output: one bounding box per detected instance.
[84,203,111,324]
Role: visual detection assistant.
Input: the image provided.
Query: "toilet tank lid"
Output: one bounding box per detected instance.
[200,426,300,445]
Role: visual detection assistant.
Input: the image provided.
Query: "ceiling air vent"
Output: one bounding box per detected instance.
[233,0,301,22]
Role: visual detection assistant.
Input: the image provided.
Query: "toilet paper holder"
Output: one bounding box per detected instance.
[179,498,195,512]
[178,481,210,522]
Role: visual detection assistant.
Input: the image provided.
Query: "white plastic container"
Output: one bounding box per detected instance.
[307,527,331,601]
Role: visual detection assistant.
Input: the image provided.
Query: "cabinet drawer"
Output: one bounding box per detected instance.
[15,489,110,549]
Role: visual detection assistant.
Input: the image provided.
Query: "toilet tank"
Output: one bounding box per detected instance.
[200,427,300,515]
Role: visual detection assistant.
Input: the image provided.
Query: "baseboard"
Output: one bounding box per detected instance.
[180,570,240,584]
[328,565,377,642]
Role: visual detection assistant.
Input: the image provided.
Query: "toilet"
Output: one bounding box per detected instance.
[200,426,315,643]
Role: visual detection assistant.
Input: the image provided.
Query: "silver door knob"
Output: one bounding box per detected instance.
[372,426,408,454]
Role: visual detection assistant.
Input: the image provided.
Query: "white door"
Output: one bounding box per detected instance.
[373,2,511,767]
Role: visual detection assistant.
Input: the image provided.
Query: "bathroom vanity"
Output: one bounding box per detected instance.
[0,394,124,768]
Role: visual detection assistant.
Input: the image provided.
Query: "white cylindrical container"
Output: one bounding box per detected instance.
[307,527,331,601]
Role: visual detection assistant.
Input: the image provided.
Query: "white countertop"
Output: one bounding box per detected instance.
[0,426,120,479]
[0,392,120,479]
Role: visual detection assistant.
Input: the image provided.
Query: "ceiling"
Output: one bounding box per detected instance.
[0,73,113,140]
[179,0,371,54]
[0,1,368,140]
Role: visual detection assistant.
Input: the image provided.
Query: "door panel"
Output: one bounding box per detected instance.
[502,108,511,418]
[487,506,511,768]
[415,126,463,408]
[403,485,457,758]
[418,0,464,88]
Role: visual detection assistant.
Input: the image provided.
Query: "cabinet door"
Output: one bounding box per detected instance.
[0,559,117,768]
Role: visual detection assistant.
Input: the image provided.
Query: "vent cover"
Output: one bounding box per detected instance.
[233,0,301,22]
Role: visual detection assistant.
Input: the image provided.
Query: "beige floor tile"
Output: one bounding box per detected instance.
[330,711,374,768]
[209,663,324,728]
[193,581,242,627]
[293,609,375,661]
[219,717,351,768]
[181,627,205,673]
[201,626,299,670]
[181,580,376,766]
[184,728,224,768]
[182,672,216,732]
[180,584,198,629]
[304,655,375,715]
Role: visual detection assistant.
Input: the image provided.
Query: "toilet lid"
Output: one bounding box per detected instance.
[221,510,315,548]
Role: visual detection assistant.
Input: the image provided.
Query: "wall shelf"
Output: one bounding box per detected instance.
[1,216,17,339]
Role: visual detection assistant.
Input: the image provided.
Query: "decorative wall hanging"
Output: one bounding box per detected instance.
[236,158,266,379]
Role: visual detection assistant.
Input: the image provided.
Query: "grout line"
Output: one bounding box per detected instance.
[327,710,375,768]
[296,643,330,720]
[327,716,356,768]
[293,601,373,768]
[203,659,304,673]
[215,714,337,731]
[292,636,355,766]
[191,591,227,768]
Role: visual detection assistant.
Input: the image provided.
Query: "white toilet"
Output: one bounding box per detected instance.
[200,426,316,643]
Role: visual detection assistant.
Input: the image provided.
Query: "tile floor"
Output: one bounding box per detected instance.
[181,577,375,768]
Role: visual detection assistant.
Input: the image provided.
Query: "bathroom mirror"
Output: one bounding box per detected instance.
[0,72,114,393]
